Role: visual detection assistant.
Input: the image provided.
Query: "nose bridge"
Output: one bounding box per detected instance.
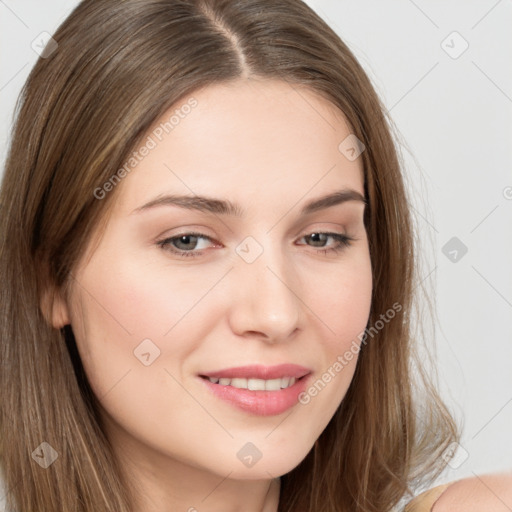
[229,234,302,340]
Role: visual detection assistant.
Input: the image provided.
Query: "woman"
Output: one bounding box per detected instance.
[0,0,506,511]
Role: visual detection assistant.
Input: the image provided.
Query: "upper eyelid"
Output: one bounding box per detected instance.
[159,219,356,239]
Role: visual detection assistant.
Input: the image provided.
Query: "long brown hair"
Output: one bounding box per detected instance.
[0,1,457,510]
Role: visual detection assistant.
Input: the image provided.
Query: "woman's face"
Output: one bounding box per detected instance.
[57,78,372,481]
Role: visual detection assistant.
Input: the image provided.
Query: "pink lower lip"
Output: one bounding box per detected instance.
[199,375,311,416]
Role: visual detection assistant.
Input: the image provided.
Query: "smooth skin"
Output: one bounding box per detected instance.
[51,78,373,512]
[433,474,512,511]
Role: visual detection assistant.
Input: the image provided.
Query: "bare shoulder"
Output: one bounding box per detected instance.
[432,474,512,512]
[406,474,512,512]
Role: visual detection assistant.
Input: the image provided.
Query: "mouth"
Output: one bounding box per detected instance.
[197,364,312,416]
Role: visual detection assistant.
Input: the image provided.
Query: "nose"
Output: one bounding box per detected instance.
[227,243,303,343]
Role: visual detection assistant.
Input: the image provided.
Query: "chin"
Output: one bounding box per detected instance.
[223,446,312,480]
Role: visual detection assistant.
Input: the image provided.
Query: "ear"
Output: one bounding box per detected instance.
[40,285,71,329]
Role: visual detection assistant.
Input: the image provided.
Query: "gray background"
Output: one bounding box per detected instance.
[1,0,511,498]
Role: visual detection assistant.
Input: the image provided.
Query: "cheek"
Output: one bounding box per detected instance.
[323,277,372,341]
[73,250,223,337]
[293,251,372,421]
[67,249,230,405]
[67,274,201,442]
[306,250,373,353]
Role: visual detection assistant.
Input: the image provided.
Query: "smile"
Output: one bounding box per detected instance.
[203,376,298,390]
[198,364,312,416]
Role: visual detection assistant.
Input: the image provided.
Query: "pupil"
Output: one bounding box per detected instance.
[177,235,197,249]
[310,233,326,247]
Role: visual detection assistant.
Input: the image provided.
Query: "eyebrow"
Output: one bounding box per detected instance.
[131,189,366,217]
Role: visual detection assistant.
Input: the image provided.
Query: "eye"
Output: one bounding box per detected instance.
[297,232,354,255]
[157,232,216,258]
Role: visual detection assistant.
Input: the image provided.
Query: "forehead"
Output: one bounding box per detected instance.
[112,78,364,216]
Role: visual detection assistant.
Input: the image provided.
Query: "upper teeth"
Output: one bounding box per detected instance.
[207,376,297,390]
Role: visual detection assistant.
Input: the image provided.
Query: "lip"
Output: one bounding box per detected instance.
[199,364,311,380]
[198,364,312,416]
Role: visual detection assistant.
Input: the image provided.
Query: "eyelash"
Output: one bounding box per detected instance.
[156,231,355,259]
